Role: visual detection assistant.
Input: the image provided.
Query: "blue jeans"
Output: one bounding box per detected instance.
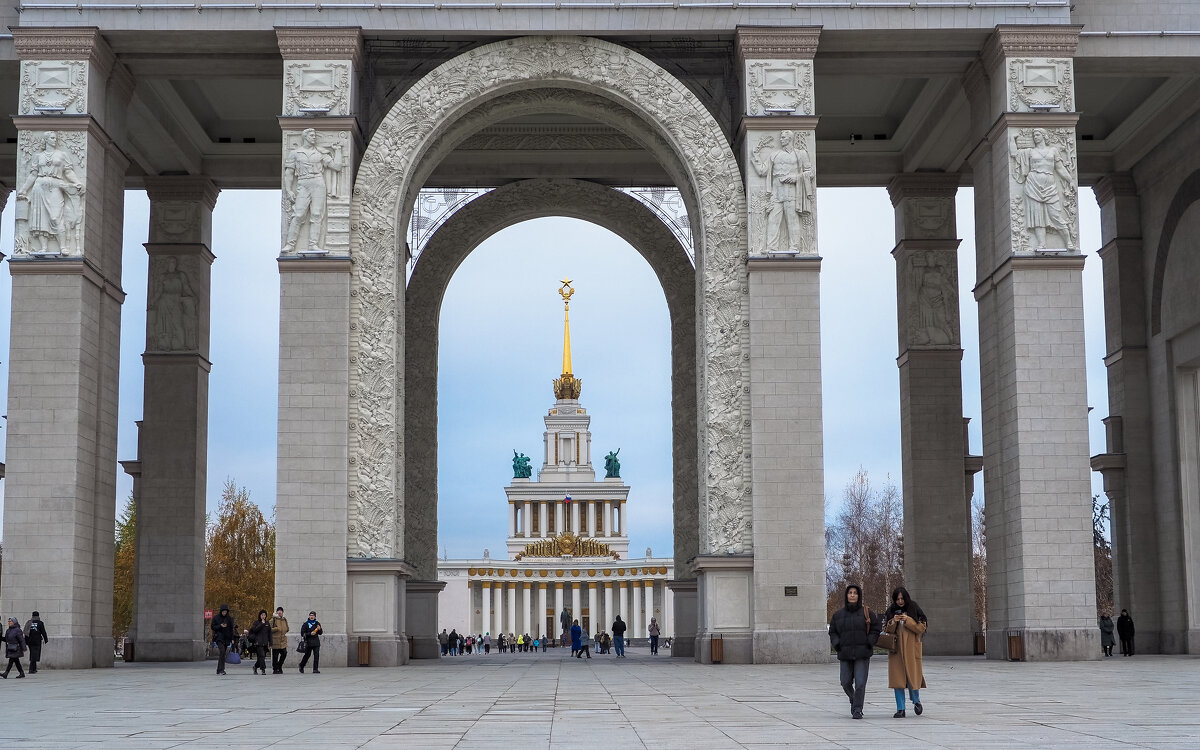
[894,687,920,710]
[614,636,625,655]
[839,658,870,713]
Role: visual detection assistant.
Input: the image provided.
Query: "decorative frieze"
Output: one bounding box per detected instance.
[284,61,352,116]
[745,60,814,117]
[1007,58,1074,113]
[19,60,87,115]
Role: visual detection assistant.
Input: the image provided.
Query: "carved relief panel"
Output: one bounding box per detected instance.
[14,129,87,257]
[744,60,814,116]
[284,61,352,116]
[901,197,954,241]
[745,128,817,256]
[146,254,202,353]
[1007,58,1074,113]
[150,201,201,244]
[280,128,351,255]
[19,60,87,115]
[901,249,960,349]
[1008,127,1079,254]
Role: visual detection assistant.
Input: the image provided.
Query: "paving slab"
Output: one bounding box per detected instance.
[0,648,1196,749]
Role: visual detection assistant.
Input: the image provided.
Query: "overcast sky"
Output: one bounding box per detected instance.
[0,187,1106,559]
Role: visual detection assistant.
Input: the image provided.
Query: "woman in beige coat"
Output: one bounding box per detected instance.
[883,586,927,718]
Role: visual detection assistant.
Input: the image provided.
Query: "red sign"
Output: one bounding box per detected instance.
[204,609,213,619]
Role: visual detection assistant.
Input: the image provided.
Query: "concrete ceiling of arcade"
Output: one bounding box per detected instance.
[0,29,1196,190]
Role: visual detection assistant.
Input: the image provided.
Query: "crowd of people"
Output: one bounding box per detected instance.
[209,605,323,676]
[437,629,554,655]
[436,615,669,659]
[2,612,48,679]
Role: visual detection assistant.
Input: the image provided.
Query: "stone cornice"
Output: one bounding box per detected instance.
[973,253,1087,300]
[276,27,363,67]
[13,27,116,76]
[735,26,821,61]
[891,239,962,255]
[981,25,1082,73]
[1093,173,1138,207]
[887,173,961,205]
[144,176,220,210]
[984,111,1080,145]
[8,256,126,303]
[278,256,352,273]
[747,256,822,271]
[144,242,217,265]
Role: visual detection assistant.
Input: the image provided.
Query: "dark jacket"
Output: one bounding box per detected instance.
[249,619,272,648]
[1117,613,1135,639]
[211,607,236,645]
[4,624,27,659]
[23,617,48,646]
[570,624,582,650]
[611,618,626,637]
[828,585,881,661]
[300,619,322,647]
[1098,616,1116,647]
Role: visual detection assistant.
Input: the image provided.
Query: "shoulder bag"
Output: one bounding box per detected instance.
[295,635,308,654]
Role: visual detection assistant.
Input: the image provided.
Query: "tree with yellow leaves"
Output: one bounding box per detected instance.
[113,496,136,638]
[204,480,276,633]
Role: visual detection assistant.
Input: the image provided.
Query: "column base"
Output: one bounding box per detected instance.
[921,628,976,657]
[752,629,830,663]
[130,638,207,662]
[314,634,348,668]
[696,631,753,664]
[37,636,115,669]
[986,628,1100,661]
[405,580,446,660]
[694,556,754,664]
[350,635,409,667]
[667,579,696,658]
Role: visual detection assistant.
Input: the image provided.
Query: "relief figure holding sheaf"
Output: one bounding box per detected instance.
[752,130,814,254]
[149,257,198,352]
[17,131,84,256]
[1012,128,1075,251]
[282,128,344,253]
[911,254,956,347]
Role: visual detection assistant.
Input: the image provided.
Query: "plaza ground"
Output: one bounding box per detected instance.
[2,647,1196,749]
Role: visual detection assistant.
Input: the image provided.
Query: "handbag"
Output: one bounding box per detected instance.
[876,630,898,653]
[296,636,308,654]
[226,650,241,664]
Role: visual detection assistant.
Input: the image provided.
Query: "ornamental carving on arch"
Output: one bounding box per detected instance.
[349,36,749,560]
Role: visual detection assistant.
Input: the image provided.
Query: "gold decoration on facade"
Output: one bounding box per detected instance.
[553,279,583,400]
[514,530,621,560]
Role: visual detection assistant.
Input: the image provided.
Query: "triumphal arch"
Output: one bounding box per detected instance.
[0,1,1198,667]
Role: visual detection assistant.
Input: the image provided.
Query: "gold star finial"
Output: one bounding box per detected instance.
[559,278,574,304]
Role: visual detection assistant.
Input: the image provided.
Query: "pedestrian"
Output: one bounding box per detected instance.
[1099,613,1116,657]
[1117,609,1135,656]
[516,632,523,653]
[2,617,27,678]
[498,632,506,653]
[612,614,627,657]
[211,604,235,675]
[249,610,271,675]
[648,617,661,655]
[576,629,592,659]
[270,607,290,674]
[541,634,547,653]
[570,619,582,657]
[449,629,459,656]
[828,584,880,720]
[22,612,48,674]
[238,629,252,658]
[883,586,927,718]
[298,611,322,673]
[439,628,449,656]
[483,632,491,654]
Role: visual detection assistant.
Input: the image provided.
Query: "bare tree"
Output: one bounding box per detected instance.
[971,496,986,631]
[825,468,904,618]
[1093,494,1113,617]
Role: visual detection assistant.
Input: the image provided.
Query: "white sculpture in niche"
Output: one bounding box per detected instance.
[284,61,351,116]
[751,129,815,254]
[908,251,958,348]
[148,256,198,352]
[745,60,813,116]
[1007,58,1074,113]
[19,60,87,115]
[15,130,85,257]
[282,128,345,253]
[1010,128,1077,252]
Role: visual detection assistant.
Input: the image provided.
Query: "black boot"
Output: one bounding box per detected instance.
[893,710,905,718]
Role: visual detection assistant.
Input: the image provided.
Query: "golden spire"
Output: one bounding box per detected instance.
[553,279,582,400]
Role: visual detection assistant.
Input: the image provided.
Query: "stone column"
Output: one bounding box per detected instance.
[618,580,629,625]
[571,583,582,628]
[603,583,614,632]
[1090,174,1159,648]
[571,500,580,534]
[2,28,130,668]
[133,176,219,662]
[275,27,366,668]
[524,501,533,536]
[537,584,548,639]
[522,583,533,636]
[554,583,565,642]
[603,501,612,537]
[889,173,974,655]
[493,582,504,636]
[631,581,644,642]
[481,582,492,637]
[506,583,517,635]
[539,502,549,539]
[646,581,657,633]
[966,26,1098,660]
[555,501,564,535]
[734,26,826,666]
[618,502,626,536]
[588,583,599,633]
[509,502,517,537]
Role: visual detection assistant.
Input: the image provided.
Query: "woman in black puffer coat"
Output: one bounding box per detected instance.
[828,584,880,720]
[3,616,27,679]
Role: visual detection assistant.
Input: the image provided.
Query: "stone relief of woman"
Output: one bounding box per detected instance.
[17,131,85,256]
[149,257,197,351]
[1012,128,1075,251]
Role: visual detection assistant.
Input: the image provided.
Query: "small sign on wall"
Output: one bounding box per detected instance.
[783,586,798,597]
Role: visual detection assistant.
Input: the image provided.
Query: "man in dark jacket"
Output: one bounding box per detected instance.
[1116,609,1135,656]
[612,615,627,657]
[23,612,48,674]
[828,584,880,719]
[210,605,235,675]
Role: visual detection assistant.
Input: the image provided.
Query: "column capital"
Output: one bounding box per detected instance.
[481,580,493,589]
[12,26,115,72]
[276,27,364,66]
[734,27,821,61]
[1093,173,1138,208]
[982,25,1082,72]
[886,173,960,206]
[144,176,220,210]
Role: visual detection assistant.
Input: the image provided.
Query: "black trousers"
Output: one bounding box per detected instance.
[272,648,288,672]
[299,644,320,671]
[254,645,267,673]
[27,643,42,672]
[1121,638,1134,656]
[3,657,24,677]
[216,643,229,674]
